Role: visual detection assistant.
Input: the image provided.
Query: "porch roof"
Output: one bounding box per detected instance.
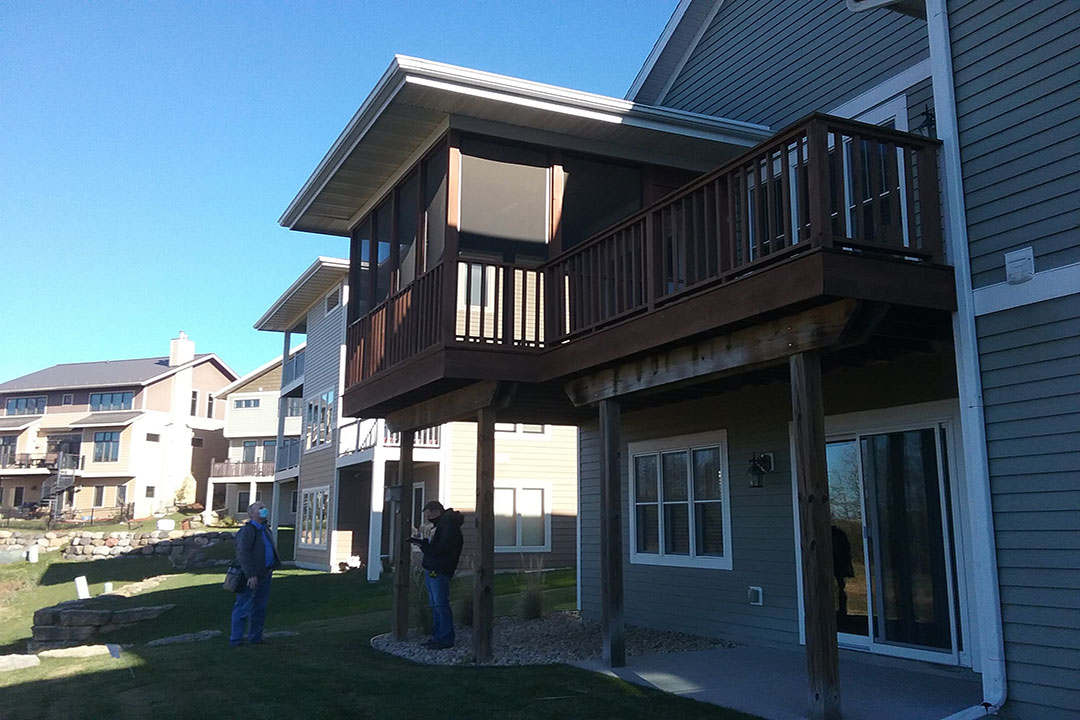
[67,411,143,428]
[0,417,38,431]
[280,55,773,237]
[253,257,349,333]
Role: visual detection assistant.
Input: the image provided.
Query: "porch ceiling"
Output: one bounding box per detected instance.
[280,55,773,237]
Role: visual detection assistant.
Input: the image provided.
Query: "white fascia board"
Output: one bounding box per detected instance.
[253,257,350,331]
[626,0,696,101]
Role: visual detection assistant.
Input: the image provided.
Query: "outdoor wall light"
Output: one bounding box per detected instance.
[747,452,774,488]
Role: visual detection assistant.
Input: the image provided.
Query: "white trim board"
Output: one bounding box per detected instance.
[828,59,931,120]
[972,261,1080,316]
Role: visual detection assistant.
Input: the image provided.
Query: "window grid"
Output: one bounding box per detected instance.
[93,432,120,463]
[305,390,336,450]
[6,396,47,415]
[89,392,133,412]
[299,487,330,547]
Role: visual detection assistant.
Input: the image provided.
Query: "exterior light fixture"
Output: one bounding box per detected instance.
[747,452,774,488]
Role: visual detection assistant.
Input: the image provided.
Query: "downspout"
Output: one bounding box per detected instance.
[925,0,1007,717]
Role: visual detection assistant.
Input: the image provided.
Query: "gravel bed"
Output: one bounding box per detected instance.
[371,611,737,666]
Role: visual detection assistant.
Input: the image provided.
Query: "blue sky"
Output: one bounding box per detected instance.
[0,0,674,382]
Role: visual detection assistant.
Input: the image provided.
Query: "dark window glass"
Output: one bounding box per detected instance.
[13,486,25,506]
[396,172,419,288]
[89,392,133,412]
[424,146,448,271]
[262,440,276,464]
[459,137,548,251]
[6,396,47,415]
[374,200,393,305]
[190,391,198,416]
[146,486,155,498]
[242,441,257,463]
[561,156,642,248]
[93,432,120,462]
[351,218,372,318]
[93,485,105,506]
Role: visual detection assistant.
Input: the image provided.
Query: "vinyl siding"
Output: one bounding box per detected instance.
[976,293,1080,720]
[579,352,961,646]
[293,285,346,570]
[232,364,283,395]
[950,0,1080,289]
[660,0,929,129]
[223,390,280,438]
[446,421,578,572]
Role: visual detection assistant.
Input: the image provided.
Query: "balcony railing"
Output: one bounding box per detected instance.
[339,418,441,455]
[0,452,84,470]
[282,349,306,386]
[344,114,943,390]
[210,460,276,478]
[275,441,301,472]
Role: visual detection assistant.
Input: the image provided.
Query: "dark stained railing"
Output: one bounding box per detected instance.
[344,114,943,389]
[544,114,943,342]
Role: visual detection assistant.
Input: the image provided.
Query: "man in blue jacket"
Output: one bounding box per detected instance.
[230,500,282,646]
[409,501,464,649]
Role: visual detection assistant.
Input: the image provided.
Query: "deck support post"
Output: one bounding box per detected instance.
[790,351,842,720]
[473,406,496,662]
[599,398,625,667]
[391,431,414,641]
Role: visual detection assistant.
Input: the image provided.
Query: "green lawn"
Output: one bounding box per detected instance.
[0,556,759,720]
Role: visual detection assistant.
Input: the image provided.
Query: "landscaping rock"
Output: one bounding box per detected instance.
[37,645,112,659]
[58,609,113,627]
[34,608,58,626]
[146,629,221,646]
[0,655,40,672]
[91,546,110,556]
[110,605,175,624]
[105,538,118,548]
[33,625,96,642]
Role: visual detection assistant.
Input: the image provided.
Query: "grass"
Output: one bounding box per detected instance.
[0,557,759,720]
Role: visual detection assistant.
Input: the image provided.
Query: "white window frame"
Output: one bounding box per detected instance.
[93,485,105,507]
[494,480,552,553]
[62,394,73,406]
[494,423,549,437]
[304,389,336,451]
[298,485,331,548]
[325,284,342,315]
[628,430,732,571]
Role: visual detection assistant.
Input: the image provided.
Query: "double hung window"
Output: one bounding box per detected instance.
[629,431,732,570]
[494,483,550,552]
[299,486,330,547]
[93,431,120,463]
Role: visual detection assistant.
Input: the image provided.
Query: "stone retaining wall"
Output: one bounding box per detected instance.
[0,529,236,562]
[29,603,175,652]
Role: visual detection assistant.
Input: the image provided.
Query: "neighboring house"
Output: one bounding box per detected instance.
[254,258,579,576]
[205,354,300,522]
[277,3,1077,719]
[0,333,236,520]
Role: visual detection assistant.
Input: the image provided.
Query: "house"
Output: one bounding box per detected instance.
[254,258,579,576]
[277,2,1077,719]
[205,354,301,523]
[0,333,237,520]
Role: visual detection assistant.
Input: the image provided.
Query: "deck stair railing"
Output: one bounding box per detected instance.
[345,114,942,387]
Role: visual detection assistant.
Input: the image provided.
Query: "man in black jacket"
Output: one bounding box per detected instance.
[229,501,282,646]
[409,501,464,649]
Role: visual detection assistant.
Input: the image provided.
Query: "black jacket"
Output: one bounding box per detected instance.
[235,521,282,580]
[418,509,465,576]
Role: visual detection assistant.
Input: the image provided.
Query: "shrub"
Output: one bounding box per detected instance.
[516,555,545,620]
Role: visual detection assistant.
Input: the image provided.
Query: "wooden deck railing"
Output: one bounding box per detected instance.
[210,460,275,478]
[544,114,943,342]
[344,114,943,388]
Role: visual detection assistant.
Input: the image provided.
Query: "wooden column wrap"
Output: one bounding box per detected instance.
[599,398,625,667]
[391,431,414,641]
[472,406,496,662]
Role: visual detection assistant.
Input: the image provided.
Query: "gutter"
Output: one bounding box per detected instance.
[925,0,1007,716]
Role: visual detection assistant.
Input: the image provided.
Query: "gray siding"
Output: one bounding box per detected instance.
[579,351,959,646]
[976,293,1080,720]
[294,286,346,569]
[661,0,929,129]
[950,0,1080,289]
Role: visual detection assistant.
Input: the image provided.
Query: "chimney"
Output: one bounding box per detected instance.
[169,331,195,367]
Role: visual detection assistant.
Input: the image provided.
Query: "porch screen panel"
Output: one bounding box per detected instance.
[634,455,659,553]
[396,172,419,288]
[351,218,372,316]
[459,138,548,250]
[692,447,724,556]
[374,200,392,305]
[661,451,690,555]
[861,429,951,651]
[424,147,447,271]
[560,156,641,249]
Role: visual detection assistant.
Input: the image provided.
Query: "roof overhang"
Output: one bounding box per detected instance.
[254,257,349,332]
[0,417,39,432]
[280,55,773,237]
[68,411,143,428]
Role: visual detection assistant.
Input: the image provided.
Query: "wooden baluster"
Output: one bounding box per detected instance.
[850,132,866,245]
[883,142,902,248]
[781,141,793,249]
[741,165,752,264]
[903,146,918,253]
[868,138,885,244]
[765,150,776,257]
[916,143,944,263]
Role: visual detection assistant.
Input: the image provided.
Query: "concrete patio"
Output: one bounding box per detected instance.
[576,643,984,720]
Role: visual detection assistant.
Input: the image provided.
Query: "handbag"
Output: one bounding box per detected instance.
[222,563,245,593]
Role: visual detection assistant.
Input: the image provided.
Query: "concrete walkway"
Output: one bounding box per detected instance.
[576,644,984,720]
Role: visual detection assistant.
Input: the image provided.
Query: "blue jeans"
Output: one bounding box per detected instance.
[425,572,454,646]
[230,574,272,645]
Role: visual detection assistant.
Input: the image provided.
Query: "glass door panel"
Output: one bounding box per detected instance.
[826,441,869,638]
[861,428,954,651]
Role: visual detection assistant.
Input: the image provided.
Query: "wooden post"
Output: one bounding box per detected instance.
[790,351,842,720]
[391,431,414,641]
[599,398,625,667]
[473,406,496,662]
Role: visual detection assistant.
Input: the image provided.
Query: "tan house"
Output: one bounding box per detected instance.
[0,333,236,520]
[205,354,300,523]
[255,258,579,576]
